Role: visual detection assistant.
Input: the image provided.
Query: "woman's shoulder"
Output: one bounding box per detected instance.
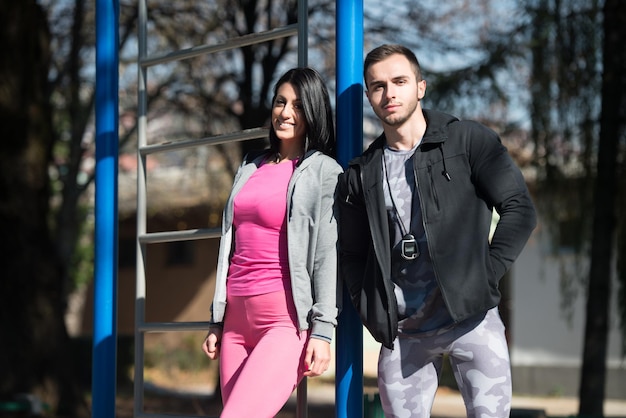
[243,149,270,165]
[309,151,343,173]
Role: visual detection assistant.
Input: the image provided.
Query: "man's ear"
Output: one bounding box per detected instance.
[417,79,427,100]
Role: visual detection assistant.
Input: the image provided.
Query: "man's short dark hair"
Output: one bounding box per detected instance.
[363,44,423,87]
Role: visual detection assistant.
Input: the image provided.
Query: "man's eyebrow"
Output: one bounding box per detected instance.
[367,79,384,87]
[391,75,410,82]
[367,75,409,87]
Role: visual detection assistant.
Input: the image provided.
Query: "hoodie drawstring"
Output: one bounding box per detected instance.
[439,144,451,181]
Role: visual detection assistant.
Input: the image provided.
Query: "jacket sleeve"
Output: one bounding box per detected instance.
[338,165,399,348]
[337,166,370,312]
[309,160,343,342]
[466,122,537,279]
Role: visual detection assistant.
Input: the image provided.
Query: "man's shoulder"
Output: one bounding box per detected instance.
[352,134,385,163]
[424,108,457,122]
[423,110,499,146]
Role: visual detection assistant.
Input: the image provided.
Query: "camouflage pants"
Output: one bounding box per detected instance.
[377,308,511,418]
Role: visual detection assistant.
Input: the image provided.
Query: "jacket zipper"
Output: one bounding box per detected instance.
[417,160,454,324]
[427,164,440,210]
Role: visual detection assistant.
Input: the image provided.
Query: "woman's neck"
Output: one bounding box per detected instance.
[275,143,304,162]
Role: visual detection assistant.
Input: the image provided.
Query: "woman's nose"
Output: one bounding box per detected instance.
[281,104,294,116]
[280,104,295,118]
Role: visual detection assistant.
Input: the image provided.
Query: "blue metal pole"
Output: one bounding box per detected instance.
[93,1,119,417]
[335,1,364,417]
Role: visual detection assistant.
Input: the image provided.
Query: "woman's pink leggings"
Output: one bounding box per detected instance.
[219,290,308,417]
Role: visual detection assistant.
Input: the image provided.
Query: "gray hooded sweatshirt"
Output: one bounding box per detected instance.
[210,150,343,343]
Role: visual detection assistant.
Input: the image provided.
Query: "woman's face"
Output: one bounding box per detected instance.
[272,82,307,145]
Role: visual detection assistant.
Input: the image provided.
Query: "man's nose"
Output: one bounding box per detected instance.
[384,84,396,100]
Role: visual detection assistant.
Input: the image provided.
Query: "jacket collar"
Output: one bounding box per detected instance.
[351,109,458,168]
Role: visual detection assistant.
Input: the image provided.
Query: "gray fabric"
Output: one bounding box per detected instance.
[210,151,342,342]
[382,146,453,333]
[377,307,512,418]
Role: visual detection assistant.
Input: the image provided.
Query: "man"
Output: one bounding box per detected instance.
[338,44,537,417]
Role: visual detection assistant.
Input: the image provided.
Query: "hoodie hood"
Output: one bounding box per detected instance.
[351,108,459,167]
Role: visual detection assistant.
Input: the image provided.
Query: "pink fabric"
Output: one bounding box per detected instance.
[227,160,296,296]
[219,291,309,417]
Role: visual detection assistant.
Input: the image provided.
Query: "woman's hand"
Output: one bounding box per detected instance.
[303,338,331,377]
[201,327,222,360]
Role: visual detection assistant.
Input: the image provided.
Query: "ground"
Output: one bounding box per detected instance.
[115,392,338,418]
[112,360,626,418]
[114,367,354,418]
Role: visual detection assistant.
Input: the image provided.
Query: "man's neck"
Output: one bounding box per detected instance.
[383,118,427,151]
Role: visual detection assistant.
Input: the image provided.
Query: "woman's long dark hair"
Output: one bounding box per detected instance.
[268,67,336,158]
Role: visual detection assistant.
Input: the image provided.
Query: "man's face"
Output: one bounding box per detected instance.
[365,54,426,127]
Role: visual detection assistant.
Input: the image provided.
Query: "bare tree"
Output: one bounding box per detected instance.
[579,0,626,414]
[0,1,90,416]
[525,0,625,413]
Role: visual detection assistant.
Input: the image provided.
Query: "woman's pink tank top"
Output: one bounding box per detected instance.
[226,159,296,296]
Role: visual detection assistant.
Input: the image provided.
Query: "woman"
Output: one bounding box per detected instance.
[201,67,342,417]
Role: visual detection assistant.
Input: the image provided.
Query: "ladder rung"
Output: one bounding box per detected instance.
[140,127,268,156]
[138,321,210,333]
[140,24,298,68]
[138,228,220,244]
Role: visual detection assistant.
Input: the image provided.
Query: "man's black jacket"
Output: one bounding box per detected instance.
[338,109,537,349]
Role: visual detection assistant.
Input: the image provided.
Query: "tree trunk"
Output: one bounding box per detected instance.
[0,2,88,416]
[578,0,626,414]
